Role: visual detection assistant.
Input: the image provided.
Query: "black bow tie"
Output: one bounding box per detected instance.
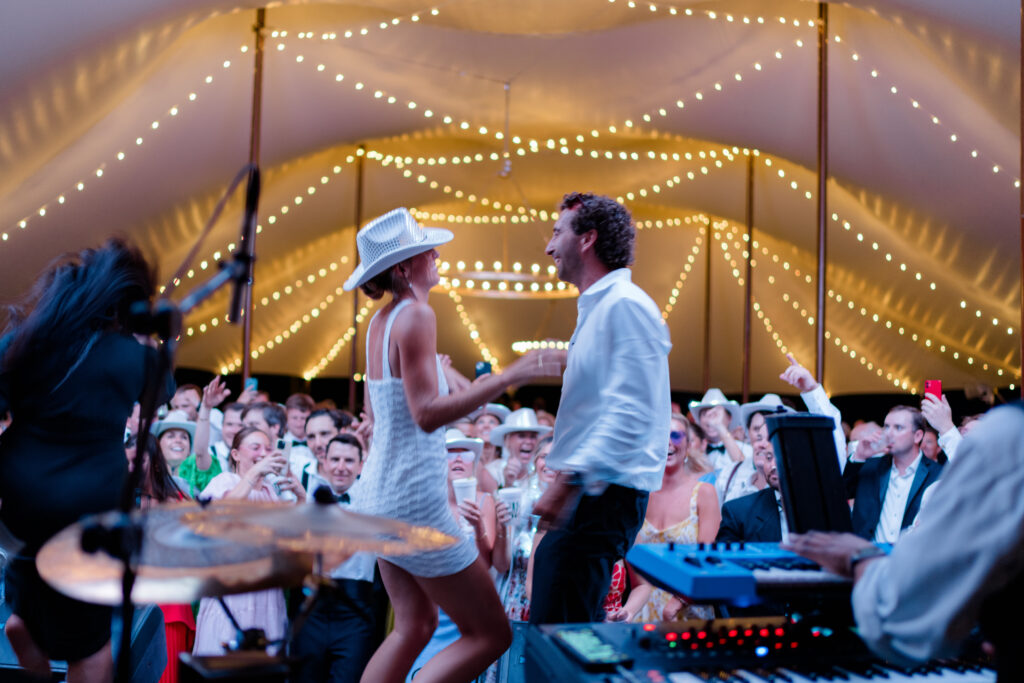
[291,440,308,447]
[708,443,726,453]
[336,492,350,504]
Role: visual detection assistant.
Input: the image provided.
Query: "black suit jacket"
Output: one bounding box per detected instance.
[716,488,782,543]
[844,454,943,540]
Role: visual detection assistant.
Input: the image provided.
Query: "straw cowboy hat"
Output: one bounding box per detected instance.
[488,408,552,446]
[444,428,484,458]
[468,403,511,423]
[688,388,742,429]
[343,208,454,291]
[740,394,796,428]
[151,409,196,443]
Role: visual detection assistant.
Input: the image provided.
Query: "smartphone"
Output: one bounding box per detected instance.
[924,379,942,400]
[475,361,492,378]
[276,438,287,451]
[244,377,258,392]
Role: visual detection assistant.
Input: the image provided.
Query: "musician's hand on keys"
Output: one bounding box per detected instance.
[783,531,878,579]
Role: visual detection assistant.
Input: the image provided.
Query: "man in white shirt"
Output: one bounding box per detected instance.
[843,406,942,541]
[531,192,671,625]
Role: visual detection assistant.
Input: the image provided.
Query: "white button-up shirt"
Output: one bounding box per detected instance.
[873,452,922,543]
[548,268,671,492]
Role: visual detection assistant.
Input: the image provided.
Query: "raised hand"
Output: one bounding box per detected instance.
[202,376,231,409]
[921,393,954,434]
[779,353,818,393]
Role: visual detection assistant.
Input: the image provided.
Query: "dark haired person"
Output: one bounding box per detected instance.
[291,434,377,683]
[300,408,354,494]
[844,405,943,541]
[341,207,562,682]
[0,238,170,681]
[531,192,671,625]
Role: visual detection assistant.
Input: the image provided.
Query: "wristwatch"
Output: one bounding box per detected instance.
[848,545,887,574]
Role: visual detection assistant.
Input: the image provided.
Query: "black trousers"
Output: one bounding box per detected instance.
[291,579,376,683]
[529,484,648,625]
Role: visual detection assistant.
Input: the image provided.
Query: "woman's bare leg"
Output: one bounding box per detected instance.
[359,560,439,683]
[411,557,512,683]
[66,640,112,683]
[4,614,50,678]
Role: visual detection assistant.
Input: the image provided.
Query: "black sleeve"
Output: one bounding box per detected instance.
[843,459,865,499]
[716,500,744,542]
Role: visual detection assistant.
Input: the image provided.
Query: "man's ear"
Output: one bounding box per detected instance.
[578,228,598,253]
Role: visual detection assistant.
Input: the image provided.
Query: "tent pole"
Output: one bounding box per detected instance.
[742,154,754,402]
[703,216,713,391]
[1019,0,1023,399]
[241,8,265,386]
[814,1,829,385]
[348,145,365,413]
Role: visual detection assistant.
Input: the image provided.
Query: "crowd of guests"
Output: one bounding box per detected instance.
[98,345,997,683]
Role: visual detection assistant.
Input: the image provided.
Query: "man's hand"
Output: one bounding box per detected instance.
[503,457,525,486]
[533,473,582,530]
[921,394,955,434]
[852,424,884,461]
[782,531,877,578]
[779,353,818,393]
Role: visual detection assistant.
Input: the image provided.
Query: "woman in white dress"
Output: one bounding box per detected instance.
[343,208,563,683]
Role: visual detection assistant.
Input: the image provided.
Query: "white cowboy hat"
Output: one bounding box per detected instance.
[688,388,742,429]
[151,409,196,443]
[488,408,552,446]
[468,403,511,423]
[740,394,796,428]
[444,428,483,458]
[343,208,454,291]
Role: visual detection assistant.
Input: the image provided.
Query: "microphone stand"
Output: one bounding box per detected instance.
[81,164,260,683]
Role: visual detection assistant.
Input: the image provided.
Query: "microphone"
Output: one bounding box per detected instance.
[228,165,260,324]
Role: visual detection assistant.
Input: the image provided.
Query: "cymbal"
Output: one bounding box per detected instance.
[180,499,458,556]
[38,502,312,606]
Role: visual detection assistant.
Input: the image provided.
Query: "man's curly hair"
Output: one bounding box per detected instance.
[559,192,635,270]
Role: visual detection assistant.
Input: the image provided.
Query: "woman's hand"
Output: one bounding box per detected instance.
[278,469,306,503]
[458,499,485,534]
[506,348,566,385]
[494,499,512,526]
[202,376,231,409]
[606,606,634,623]
[247,452,287,485]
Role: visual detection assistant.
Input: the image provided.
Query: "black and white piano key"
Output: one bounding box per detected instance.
[665,663,996,683]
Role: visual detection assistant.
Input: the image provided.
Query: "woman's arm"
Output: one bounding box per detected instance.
[491,499,511,574]
[696,482,722,543]
[224,453,285,499]
[194,377,230,471]
[608,545,652,622]
[394,303,563,433]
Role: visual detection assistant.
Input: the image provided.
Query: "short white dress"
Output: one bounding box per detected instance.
[351,299,478,577]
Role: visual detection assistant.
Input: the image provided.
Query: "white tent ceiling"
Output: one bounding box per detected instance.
[0,0,1019,395]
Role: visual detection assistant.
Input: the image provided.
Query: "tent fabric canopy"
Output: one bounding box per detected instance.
[0,0,1019,395]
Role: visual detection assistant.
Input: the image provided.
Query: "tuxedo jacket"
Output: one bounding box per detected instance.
[716,488,782,543]
[843,454,943,540]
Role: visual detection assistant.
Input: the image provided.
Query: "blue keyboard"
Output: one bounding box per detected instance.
[626,542,860,606]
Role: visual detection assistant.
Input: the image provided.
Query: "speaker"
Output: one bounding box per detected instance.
[0,601,166,682]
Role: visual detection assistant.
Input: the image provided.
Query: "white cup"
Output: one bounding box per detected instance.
[452,477,478,506]
[495,487,524,522]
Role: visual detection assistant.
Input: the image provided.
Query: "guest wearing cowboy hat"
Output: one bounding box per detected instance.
[715,394,795,506]
[469,402,510,468]
[152,408,220,497]
[688,388,749,473]
[342,207,564,682]
[486,408,552,488]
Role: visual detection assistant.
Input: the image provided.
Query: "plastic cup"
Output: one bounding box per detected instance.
[495,487,524,521]
[452,477,477,506]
